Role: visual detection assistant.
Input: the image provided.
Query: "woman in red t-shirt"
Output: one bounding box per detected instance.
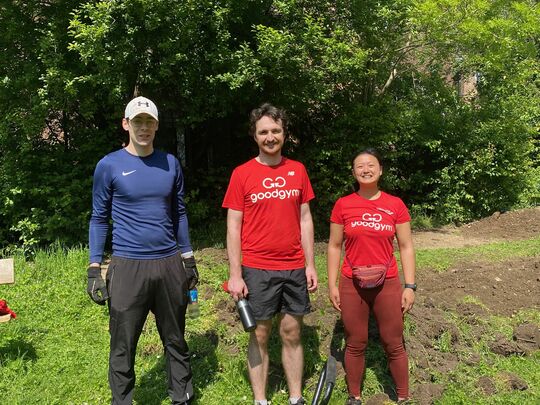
[327,148,416,404]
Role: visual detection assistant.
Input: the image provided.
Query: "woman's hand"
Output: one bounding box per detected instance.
[328,285,341,311]
[401,288,415,313]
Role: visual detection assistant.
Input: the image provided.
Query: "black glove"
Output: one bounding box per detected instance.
[87,266,109,305]
[182,256,199,290]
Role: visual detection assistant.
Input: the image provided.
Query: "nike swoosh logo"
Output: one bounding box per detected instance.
[122,170,136,176]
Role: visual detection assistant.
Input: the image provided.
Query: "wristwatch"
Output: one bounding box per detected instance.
[404,283,417,291]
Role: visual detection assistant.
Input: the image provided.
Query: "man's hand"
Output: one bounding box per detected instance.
[401,288,415,313]
[305,265,318,292]
[87,266,109,305]
[182,256,199,290]
[227,275,248,301]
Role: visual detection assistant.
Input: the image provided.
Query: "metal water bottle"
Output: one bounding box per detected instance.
[236,298,256,332]
[188,287,200,318]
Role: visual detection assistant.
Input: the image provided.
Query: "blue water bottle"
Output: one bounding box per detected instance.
[188,287,200,318]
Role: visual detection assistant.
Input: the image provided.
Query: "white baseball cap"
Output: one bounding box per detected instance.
[124,96,159,121]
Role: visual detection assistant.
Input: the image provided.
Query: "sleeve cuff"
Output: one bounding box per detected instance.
[180,250,194,259]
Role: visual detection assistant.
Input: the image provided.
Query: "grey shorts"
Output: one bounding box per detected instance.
[242,266,311,320]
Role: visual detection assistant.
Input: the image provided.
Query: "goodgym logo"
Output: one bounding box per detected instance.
[262,176,286,189]
[351,212,393,231]
[362,213,382,222]
[250,176,300,203]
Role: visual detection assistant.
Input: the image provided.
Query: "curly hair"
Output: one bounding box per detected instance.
[248,103,288,137]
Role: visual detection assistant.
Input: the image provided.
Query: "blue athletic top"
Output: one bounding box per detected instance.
[89,148,192,263]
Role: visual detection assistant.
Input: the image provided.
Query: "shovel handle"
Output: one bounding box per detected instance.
[311,356,337,405]
[311,362,327,405]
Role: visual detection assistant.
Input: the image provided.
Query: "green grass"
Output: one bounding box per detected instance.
[0,248,110,404]
[0,236,539,404]
[415,235,540,272]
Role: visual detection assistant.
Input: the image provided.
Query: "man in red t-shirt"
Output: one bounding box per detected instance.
[222,103,317,405]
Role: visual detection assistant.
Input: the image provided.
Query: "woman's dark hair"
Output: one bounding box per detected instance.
[350,148,383,169]
[249,103,288,137]
[351,148,383,192]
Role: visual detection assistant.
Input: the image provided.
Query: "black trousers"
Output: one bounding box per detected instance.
[106,252,193,405]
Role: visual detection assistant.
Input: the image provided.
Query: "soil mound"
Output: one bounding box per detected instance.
[461,207,540,241]
[413,206,540,249]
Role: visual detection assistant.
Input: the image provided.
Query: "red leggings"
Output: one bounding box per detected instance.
[340,275,409,398]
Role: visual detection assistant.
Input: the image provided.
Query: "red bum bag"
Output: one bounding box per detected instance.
[345,256,393,289]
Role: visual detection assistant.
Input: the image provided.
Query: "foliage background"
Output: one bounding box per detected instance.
[0,0,539,249]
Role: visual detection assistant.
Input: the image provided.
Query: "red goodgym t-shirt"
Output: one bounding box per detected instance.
[222,158,315,270]
[330,191,410,279]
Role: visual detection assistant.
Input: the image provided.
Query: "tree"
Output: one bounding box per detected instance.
[0,0,538,249]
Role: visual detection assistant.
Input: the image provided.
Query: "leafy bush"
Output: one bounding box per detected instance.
[0,0,538,250]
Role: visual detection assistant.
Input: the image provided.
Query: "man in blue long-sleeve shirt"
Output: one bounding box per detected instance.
[88,96,198,405]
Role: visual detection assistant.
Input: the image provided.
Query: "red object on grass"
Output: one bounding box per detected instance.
[0,299,16,319]
[222,281,229,293]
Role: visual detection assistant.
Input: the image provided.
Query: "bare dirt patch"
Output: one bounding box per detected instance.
[412,383,445,405]
[476,376,497,396]
[412,206,540,249]
[198,247,229,265]
[461,207,540,241]
[417,257,540,316]
[396,207,539,402]
[499,371,529,391]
